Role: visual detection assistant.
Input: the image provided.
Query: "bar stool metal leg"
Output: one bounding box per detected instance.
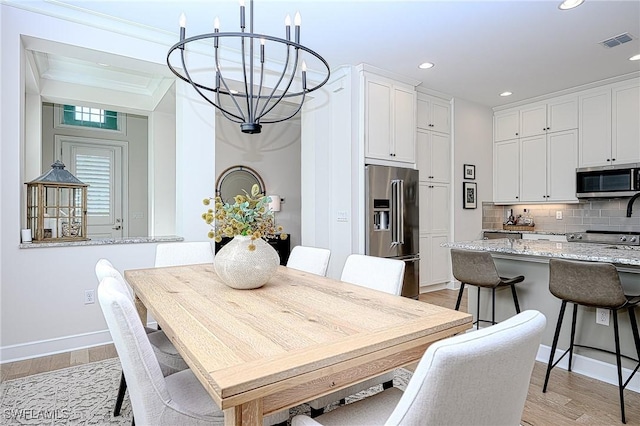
[543,300,568,393]
[454,283,465,311]
[491,288,496,325]
[568,303,578,372]
[476,286,481,327]
[510,284,521,313]
[612,310,626,424]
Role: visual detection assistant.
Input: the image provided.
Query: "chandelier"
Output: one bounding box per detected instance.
[167,0,330,134]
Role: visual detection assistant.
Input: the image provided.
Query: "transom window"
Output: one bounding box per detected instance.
[62,105,119,130]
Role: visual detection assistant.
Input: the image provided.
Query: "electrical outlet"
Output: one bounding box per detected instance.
[85,289,95,305]
[596,308,610,326]
[556,211,563,220]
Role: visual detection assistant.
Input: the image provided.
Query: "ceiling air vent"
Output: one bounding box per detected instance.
[600,32,635,48]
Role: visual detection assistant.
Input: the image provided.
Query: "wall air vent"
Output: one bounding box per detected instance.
[600,32,635,48]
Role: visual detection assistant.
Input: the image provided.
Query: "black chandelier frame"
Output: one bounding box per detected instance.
[166,1,330,134]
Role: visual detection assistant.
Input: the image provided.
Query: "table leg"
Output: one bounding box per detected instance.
[134,294,147,324]
[223,401,263,426]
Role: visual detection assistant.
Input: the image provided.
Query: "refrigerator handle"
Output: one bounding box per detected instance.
[391,180,398,246]
[397,179,405,245]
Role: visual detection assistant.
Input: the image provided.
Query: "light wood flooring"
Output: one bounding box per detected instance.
[2,288,639,424]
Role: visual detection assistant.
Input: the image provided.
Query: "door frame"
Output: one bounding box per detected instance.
[54,135,129,238]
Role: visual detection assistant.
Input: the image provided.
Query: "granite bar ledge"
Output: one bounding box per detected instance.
[443,238,640,268]
[19,235,184,249]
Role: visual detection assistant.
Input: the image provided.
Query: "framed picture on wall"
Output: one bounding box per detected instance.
[463,164,476,180]
[463,182,477,209]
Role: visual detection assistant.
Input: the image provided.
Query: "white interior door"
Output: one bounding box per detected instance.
[56,136,128,238]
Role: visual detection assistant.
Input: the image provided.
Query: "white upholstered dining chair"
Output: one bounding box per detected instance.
[293,310,546,426]
[154,241,214,267]
[98,276,289,426]
[286,245,331,276]
[95,259,188,416]
[306,254,406,417]
[98,276,225,425]
[340,254,405,295]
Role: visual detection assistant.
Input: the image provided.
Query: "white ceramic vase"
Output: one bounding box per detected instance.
[214,235,280,289]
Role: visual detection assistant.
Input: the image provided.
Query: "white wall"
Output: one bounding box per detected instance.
[301,66,357,279]
[452,98,494,241]
[0,5,215,362]
[215,114,302,249]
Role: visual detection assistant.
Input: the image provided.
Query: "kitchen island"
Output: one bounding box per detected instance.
[442,238,640,393]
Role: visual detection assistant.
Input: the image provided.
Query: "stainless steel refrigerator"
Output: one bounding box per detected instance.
[365,165,420,298]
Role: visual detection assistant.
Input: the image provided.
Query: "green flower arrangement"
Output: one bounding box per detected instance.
[202,184,287,250]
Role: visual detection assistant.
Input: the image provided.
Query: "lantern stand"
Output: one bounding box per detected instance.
[25,160,89,242]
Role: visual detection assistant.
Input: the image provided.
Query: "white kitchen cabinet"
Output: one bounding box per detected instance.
[520,130,577,203]
[493,139,520,203]
[579,89,612,167]
[547,130,578,202]
[520,135,547,202]
[419,182,450,234]
[417,130,450,183]
[519,97,577,138]
[420,234,451,287]
[364,73,416,165]
[612,81,640,166]
[417,94,450,134]
[494,110,520,142]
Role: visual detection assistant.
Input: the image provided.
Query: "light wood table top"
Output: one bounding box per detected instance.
[125,264,472,426]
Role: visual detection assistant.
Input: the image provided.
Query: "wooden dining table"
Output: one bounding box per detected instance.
[125,263,472,426]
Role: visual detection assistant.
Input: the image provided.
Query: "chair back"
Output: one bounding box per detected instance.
[155,242,214,267]
[98,277,171,425]
[549,258,627,308]
[386,310,546,426]
[340,254,405,295]
[286,246,331,276]
[450,249,501,287]
[95,259,133,298]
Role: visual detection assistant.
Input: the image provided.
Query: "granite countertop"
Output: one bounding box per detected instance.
[442,238,640,267]
[482,229,566,236]
[19,235,184,249]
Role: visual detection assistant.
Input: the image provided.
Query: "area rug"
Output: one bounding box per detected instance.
[0,358,411,425]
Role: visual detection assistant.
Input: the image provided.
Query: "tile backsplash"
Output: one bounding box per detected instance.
[482,200,640,233]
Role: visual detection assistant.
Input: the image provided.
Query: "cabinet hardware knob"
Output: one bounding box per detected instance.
[607,158,611,161]
[612,158,616,161]
[515,132,519,136]
[515,196,519,199]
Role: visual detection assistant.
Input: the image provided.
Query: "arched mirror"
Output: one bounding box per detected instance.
[216,165,266,204]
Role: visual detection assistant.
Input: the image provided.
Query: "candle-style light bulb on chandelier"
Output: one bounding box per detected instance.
[167,0,330,134]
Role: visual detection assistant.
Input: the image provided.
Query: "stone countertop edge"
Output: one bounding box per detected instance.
[442,239,640,267]
[19,235,184,249]
[482,229,566,235]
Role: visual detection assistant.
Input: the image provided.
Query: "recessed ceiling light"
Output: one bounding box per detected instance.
[630,54,640,61]
[418,62,434,69]
[558,0,584,10]
[500,91,513,97]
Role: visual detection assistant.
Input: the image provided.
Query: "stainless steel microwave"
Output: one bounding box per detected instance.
[576,163,640,198]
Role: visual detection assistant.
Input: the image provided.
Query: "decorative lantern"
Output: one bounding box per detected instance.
[25,160,89,242]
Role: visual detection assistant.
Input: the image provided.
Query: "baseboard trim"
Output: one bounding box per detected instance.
[536,344,640,393]
[1,322,158,364]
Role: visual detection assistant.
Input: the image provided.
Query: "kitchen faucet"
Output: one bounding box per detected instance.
[626,192,640,217]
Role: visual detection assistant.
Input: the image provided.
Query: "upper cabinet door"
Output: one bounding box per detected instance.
[417,95,450,134]
[612,81,640,165]
[519,135,547,202]
[547,130,578,202]
[494,139,520,203]
[392,86,417,164]
[547,97,578,133]
[579,89,612,167]
[364,78,393,160]
[520,105,547,138]
[494,110,520,142]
